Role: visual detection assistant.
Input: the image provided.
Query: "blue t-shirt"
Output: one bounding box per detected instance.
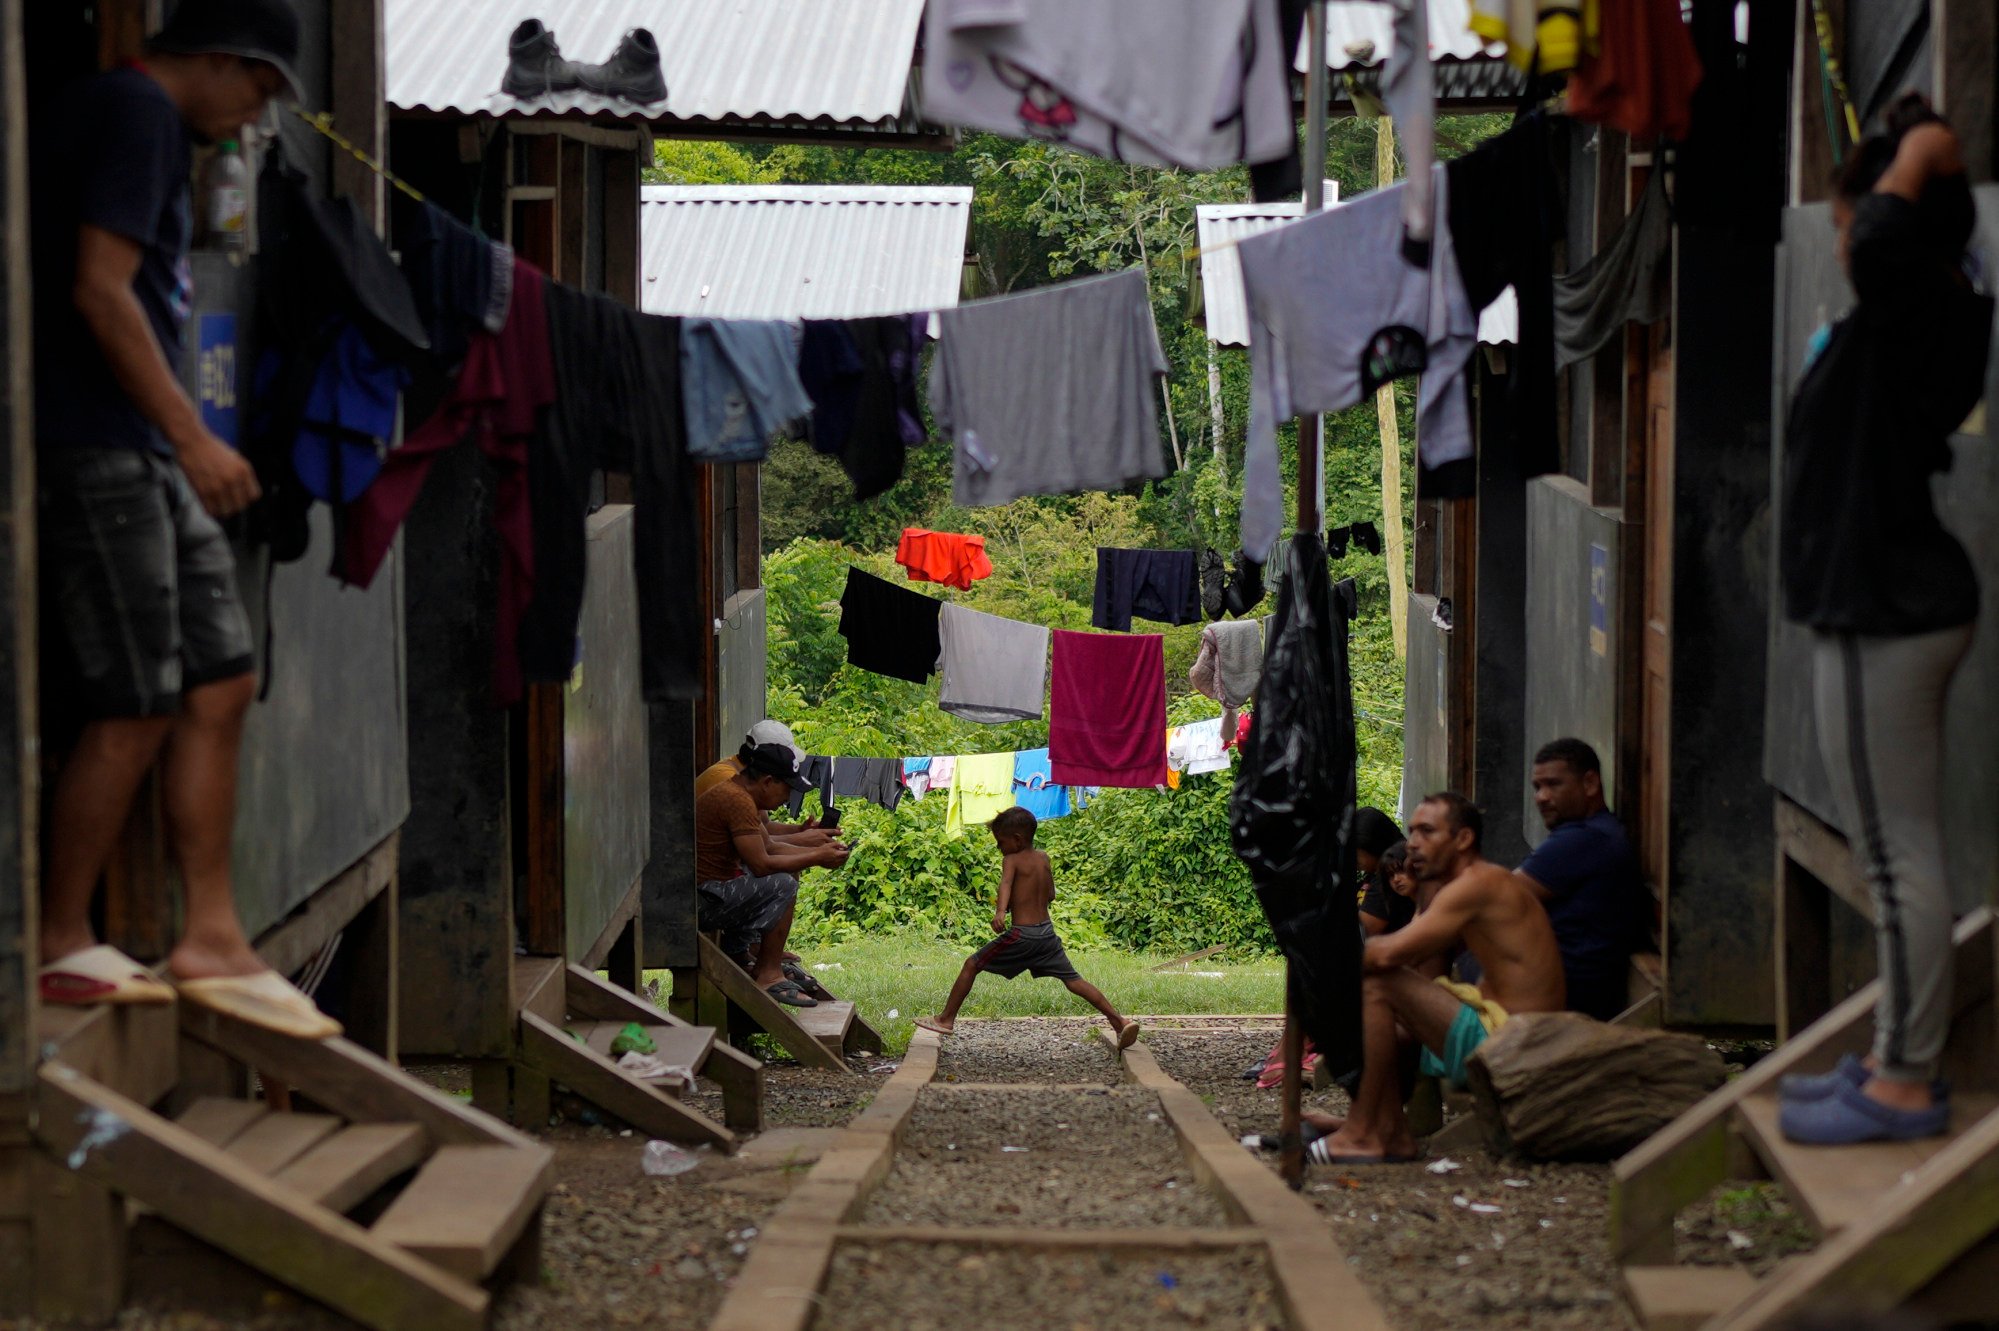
[1011,748,1072,822]
[30,67,194,455]
[1519,809,1645,1019]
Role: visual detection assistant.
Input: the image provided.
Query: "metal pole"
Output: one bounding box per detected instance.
[1279,0,1329,1195]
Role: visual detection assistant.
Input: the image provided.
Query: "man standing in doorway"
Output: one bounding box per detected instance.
[1520,738,1648,1021]
[30,0,335,1037]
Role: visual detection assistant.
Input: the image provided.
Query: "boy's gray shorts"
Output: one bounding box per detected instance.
[970,921,1080,981]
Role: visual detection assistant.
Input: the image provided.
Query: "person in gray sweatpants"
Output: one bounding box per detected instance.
[1775,95,1989,1145]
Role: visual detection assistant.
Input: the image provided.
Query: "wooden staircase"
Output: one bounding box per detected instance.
[506,959,762,1144]
[695,934,883,1072]
[32,999,555,1331]
[1613,908,1999,1329]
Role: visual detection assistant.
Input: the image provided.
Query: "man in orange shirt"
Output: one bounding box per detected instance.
[694,743,850,1007]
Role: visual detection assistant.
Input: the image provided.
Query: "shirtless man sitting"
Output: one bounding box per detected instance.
[1306,792,1566,1165]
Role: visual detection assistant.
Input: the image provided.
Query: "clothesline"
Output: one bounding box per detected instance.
[289,106,426,203]
[793,717,1242,835]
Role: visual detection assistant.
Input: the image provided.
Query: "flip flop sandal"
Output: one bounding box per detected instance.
[762,979,819,1009]
[781,961,833,1000]
[176,971,343,1041]
[1116,1021,1141,1050]
[913,1018,953,1037]
[1306,1137,1419,1166]
[39,944,174,1006]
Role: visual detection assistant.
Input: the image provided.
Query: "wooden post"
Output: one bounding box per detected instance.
[0,0,40,1307]
[328,0,386,229]
[1276,0,1331,1194]
[1932,0,1995,182]
[1374,117,1409,659]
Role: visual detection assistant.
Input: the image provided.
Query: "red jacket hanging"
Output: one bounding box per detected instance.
[340,258,555,705]
[1565,0,1704,141]
[896,526,994,591]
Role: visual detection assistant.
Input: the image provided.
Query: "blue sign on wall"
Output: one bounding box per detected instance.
[1589,542,1609,656]
[197,312,238,446]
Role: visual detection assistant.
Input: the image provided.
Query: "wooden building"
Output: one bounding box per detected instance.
[0,2,561,1326]
[1393,0,1998,1320]
[378,0,945,1095]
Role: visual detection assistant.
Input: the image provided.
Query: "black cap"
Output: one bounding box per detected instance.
[741,742,811,793]
[149,0,305,104]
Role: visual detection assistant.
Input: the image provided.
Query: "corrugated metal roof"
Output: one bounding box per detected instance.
[385,0,925,125]
[1319,0,1507,69]
[1195,188,1342,348]
[640,184,972,320]
[1196,187,1515,348]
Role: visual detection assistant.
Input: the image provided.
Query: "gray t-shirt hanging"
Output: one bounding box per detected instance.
[932,268,1169,507]
[937,602,1050,724]
[921,0,1293,173]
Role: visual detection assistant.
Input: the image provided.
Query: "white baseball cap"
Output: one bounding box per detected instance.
[746,719,804,766]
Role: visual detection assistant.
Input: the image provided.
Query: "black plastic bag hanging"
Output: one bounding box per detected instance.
[1229,534,1362,1073]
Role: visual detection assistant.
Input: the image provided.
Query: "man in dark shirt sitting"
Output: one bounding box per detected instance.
[1519,738,1649,1021]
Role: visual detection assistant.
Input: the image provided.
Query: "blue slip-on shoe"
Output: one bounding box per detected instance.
[1780,1053,1868,1102]
[1779,1080,1950,1145]
[1780,1053,1951,1103]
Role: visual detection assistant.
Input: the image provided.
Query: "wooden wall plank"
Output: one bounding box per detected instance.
[328,0,386,226]
[0,0,36,1104]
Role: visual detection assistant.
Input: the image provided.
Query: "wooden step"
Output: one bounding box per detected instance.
[177,1098,345,1175]
[371,1145,553,1282]
[225,1111,344,1175]
[512,955,567,1028]
[573,1019,714,1085]
[696,934,845,1072]
[41,1062,491,1331]
[562,963,765,1134]
[1622,1265,1759,1331]
[176,1097,269,1148]
[1612,908,1994,1268]
[274,1124,431,1212]
[1734,1090,1999,1235]
[794,1000,855,1054]
[518,1012,736,1150]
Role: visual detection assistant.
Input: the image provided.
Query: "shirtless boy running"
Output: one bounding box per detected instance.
[1306,792,1566,1164]
[917,806,1139,1048]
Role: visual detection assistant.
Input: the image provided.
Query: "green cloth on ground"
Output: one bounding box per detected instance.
[610,1022,656,1056]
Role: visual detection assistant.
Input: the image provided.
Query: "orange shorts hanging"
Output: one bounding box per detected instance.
[896,527,994,591]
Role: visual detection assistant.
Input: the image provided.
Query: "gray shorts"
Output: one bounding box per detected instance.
[41,449,255,719]
[970,921,1080,981]
[698,871,799,941]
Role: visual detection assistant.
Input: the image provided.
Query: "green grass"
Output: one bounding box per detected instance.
[750,936,1284,1056]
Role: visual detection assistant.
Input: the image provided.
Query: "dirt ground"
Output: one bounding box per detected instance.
[816,1241,1285,1331]
[859,1085,1228,1229]
[934,1016,1127,1084]
[9,1020,1817,1331]
[1145,1025,1629,1331]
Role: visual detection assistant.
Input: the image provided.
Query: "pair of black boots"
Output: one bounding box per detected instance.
[1200,548,1266,622]
[502,19,666,104]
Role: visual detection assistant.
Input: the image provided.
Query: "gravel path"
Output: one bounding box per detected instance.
[858,1085,1227,1228]
[814,1242,1284,1331]
[1144,1028,1626,1331]
[1143,1027,1353,1143]
[934,1017,1126,1084]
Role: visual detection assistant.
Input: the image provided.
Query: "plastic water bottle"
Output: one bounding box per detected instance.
[203,140,249,250]
[641,1140,701,1176]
